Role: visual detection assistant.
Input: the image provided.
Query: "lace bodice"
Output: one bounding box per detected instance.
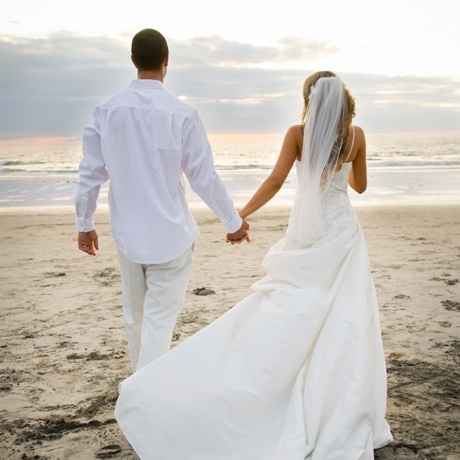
[320,162,357,237]
[329,162,352,192]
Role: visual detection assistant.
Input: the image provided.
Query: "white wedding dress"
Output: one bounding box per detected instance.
[115,160,393,459]
[115,77,393,459]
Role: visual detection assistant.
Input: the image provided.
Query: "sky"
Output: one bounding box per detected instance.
[2,0,459,137]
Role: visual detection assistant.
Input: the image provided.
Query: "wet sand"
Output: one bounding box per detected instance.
[0,205,459,459]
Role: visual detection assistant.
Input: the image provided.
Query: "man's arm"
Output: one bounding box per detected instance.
[181,110,248,242]
[74,108,109,255]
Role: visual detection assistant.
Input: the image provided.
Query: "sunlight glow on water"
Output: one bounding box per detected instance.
[0,131,459,207]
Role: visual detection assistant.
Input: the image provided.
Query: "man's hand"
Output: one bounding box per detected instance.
[78,230,99,256]
[226,220,250,245]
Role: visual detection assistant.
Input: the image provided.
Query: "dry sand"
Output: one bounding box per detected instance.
[0,205,459,460]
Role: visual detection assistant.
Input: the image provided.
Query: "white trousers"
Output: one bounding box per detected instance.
[118,245,193,372]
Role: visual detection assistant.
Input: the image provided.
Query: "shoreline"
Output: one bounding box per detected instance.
[0,199,459,218]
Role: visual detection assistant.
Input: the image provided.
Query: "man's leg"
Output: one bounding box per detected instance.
[136,245,193,370]
[118,251,147,372]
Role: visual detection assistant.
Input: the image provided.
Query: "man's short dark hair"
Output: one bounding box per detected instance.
[131,29,169,71]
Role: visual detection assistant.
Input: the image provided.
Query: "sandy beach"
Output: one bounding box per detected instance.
[0,204,459,459]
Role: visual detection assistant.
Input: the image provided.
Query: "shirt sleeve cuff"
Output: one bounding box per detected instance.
[76,216,96,232]
[223,212,243,234]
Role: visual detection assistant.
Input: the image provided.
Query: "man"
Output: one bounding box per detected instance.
[75,28,249,373]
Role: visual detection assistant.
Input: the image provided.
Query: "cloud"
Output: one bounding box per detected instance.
[172,35,337,67]
[0,32,459,137]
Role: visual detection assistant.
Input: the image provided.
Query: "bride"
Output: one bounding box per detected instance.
[115,70,394,459]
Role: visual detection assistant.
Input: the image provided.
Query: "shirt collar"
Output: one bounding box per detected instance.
[129,79,164,90]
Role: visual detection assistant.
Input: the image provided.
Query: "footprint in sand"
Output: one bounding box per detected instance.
[96,444,122,458]
[180,313,199,324]
[93,268,120,287]
[172,332,181,342]
[374,443,419,459]
[192,287,216,296]
[66,351,124,361]
[394,294,411,300]
[388,264,403,269]
[446,279,459,286]
[438,321,452,328]
[431,275,459,286]
[44,271,67,278]
[441,300,460,312]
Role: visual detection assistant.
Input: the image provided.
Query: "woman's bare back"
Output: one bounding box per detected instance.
[291,124,367,193]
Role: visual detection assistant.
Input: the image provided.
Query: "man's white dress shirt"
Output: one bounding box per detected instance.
[75,79,242,264]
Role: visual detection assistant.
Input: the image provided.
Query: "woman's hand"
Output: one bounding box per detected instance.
[226,220,250,244]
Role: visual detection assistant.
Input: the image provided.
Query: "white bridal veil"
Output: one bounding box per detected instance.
[286,76,347,248]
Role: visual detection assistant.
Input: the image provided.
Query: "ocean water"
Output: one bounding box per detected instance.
[0,131,459,209]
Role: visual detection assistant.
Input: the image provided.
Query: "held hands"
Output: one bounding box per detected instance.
[79,221,249,252]
[78,230,99,256]
[226,220,250,245]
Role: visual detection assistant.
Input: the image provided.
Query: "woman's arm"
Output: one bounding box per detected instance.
[239,126,299,219]
[348,127,367,193]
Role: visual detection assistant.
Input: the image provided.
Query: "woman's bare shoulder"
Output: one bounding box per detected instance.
[286,124,303,159]
[286,124,303,137]
[346,126,366,165]
[352,125,365,141]
[286,124,304,152]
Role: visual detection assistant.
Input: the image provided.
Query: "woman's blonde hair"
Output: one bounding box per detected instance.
[301,70,356,162]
